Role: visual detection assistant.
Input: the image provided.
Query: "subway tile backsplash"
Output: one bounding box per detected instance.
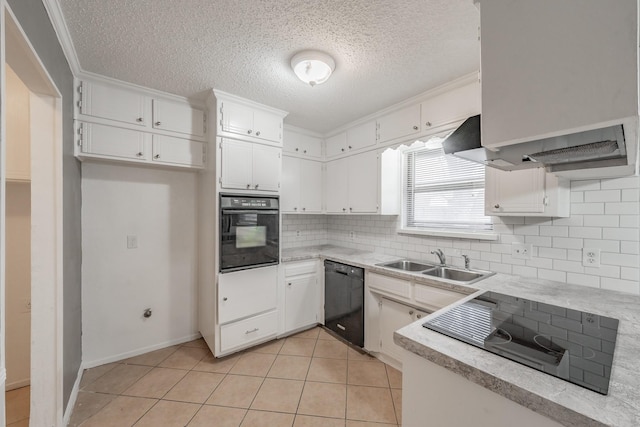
[283,176,640,295]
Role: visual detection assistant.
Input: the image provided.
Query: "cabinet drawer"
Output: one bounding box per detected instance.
[218,266,277,324]
[220,310,278,353]
[414,284,464,310]
[368,273,411,299]
[284,260,317,277]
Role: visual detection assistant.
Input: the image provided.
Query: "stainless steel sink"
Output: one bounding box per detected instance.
[422,266,493,283]
[376,260,436,272]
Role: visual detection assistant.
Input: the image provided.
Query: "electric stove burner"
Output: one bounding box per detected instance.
[423,291,619,395]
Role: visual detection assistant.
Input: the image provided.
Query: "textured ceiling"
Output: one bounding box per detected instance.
[58,0,480,133]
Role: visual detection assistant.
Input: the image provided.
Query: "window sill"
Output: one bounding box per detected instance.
[398,227,499,241]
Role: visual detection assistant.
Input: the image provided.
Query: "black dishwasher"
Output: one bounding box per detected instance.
[324,260,364,347]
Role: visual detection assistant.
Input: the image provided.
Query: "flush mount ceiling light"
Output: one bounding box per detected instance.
[291,50,335,87]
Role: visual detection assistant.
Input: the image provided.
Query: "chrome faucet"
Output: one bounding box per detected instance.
[462,254,470,270]
[431,249,446,265]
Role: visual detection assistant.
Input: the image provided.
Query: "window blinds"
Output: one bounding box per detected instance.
[405,143,492,231]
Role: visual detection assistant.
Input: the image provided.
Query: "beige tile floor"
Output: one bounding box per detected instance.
[70,327,403,426]
[6,386,30,427]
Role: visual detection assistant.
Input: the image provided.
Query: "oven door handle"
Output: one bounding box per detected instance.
[221,209,279,215]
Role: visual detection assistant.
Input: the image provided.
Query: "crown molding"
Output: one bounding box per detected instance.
[42,0,81,76]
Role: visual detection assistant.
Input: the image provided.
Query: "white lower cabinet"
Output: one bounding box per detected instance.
[282,260,319,334]
[220,310,278,353]
[379,298,424,363]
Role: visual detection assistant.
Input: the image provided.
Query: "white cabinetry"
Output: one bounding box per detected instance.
[485,167,569,217]
[325,132,348,158]
[376,104,421,143]
[219,139,281,192]
[283,128,322,158]
[479,1,638,149]
[281,156,323,213]
[216,91,287,144]
[421,81,481,133]
[325,121,377,158]
[78,80,148,127]
[379,298,428,363]
[218,266,278,354]
[281,260,319,334]
[152,98,206,138]
[152,135,205,168]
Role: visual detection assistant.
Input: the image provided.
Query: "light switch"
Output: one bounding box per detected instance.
[127,235,138,249]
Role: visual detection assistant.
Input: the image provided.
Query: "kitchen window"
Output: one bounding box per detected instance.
[401,137,496,240]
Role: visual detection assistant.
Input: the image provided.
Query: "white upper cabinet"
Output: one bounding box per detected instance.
[485,167,569,217]
[78,80,148,127]
[151,135,205,168]
[348,150,378,213]
[376,104,421,143]
[281,157,323,213]
[479,0,638,148]
[283,128,322,158]
[325,132,348,158]
[421,81,481,133]
[152,99,206,138]
[215,91,288,145]
[325,157,349,213]
[347,121,377,151]
[219,139,281,192]
[77,122,149,162]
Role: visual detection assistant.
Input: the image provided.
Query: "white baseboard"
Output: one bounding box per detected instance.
[63,363,85,426]
[83,332,202,369]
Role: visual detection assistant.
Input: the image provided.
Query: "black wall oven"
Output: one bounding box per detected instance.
[219,194,280,273]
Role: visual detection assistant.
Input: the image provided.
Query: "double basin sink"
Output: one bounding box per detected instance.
[376,260,494,284]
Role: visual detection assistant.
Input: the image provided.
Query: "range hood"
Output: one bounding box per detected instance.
[442,115,638,178]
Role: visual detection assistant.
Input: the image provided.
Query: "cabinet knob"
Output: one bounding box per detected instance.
[154,154,160,159]
[294,207,298,211]
[348,145,352,149]
[409,310,414,315]
[303,150,307,154]
[341,148,345,152]
[247,129,252,134]
[295,148,299,151]
[256,131,261,136]
[223,297,228,301]
[255,184,259,189]
[246,184,251,189]
[349,207,353,211]
[136,152,143,157]
[155,121,161,126]
[288,282,292,286]
[425,121,432,127]
[416,314,423,319]
[342,208,346,212]
[494,204,500,209]
[136,117,144,123]
[302,207,306,211]
[413,125,418,130]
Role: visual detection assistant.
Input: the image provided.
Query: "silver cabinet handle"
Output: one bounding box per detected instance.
[425,121,432,127]
[294,207,298,211]
[223,297,228,301]
[413,125,418,130]
[246,184,251,189]
[255,184,259,189]
[494,204,500,209]
[136,117,144,122]
[348,145,352,149]
[295,148,299,151]
[303,150,307,154]
[288,282,292,286]
[247,129,252,134]
[256,131,261,136]
[349,207,353,211]
[409,310,414,315]
[302,207,306,211]
[155,121,161,126]
[154,154,160,159]
[245,328,259,334]
[136,152,143,157]
[342,208,346,212]
[416,314,423,319]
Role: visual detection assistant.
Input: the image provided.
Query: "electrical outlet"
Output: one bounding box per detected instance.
[582,248,601,267]
[127,235,138,249]
[512,243,532,260]
[349,231,356,240]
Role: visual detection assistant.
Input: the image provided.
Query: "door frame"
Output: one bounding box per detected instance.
[2,2,64,425]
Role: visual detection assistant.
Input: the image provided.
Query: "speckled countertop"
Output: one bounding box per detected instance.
[282,244,640,427]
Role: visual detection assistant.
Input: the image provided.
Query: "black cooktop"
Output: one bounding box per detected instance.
[423,291,619,394]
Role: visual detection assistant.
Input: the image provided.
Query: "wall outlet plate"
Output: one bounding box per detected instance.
[512,243,532,260]
[582,248,601,267]
[127,235,138,249]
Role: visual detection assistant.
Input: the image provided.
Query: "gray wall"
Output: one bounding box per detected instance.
[7,0,82,410]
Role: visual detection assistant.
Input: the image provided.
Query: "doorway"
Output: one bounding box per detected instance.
[2,4,64,426]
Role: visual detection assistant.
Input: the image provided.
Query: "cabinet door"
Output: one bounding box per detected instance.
[377,104,421,143]
[253,109,282,143]
[151,135,204,168]
[152,99,205,137]
[220,139,253,190]
[325,157,349,213]
[325,132,348,157]
[284,274,318,332]
[348,151,378,213]
[421,82,481,132]
[380,298,416,363]
[485,167,545,214]
[299,134,323,158]
[299,159,323,213]
[218,266,278,324]
[347,121,377,151]
[80,81,147,127]
[252,144,281,192]
[281,156,301,212]
[81,122,149,161]
[220,100,254,136]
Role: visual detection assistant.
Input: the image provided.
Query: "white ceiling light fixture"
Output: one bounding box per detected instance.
[291,50,335,87]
